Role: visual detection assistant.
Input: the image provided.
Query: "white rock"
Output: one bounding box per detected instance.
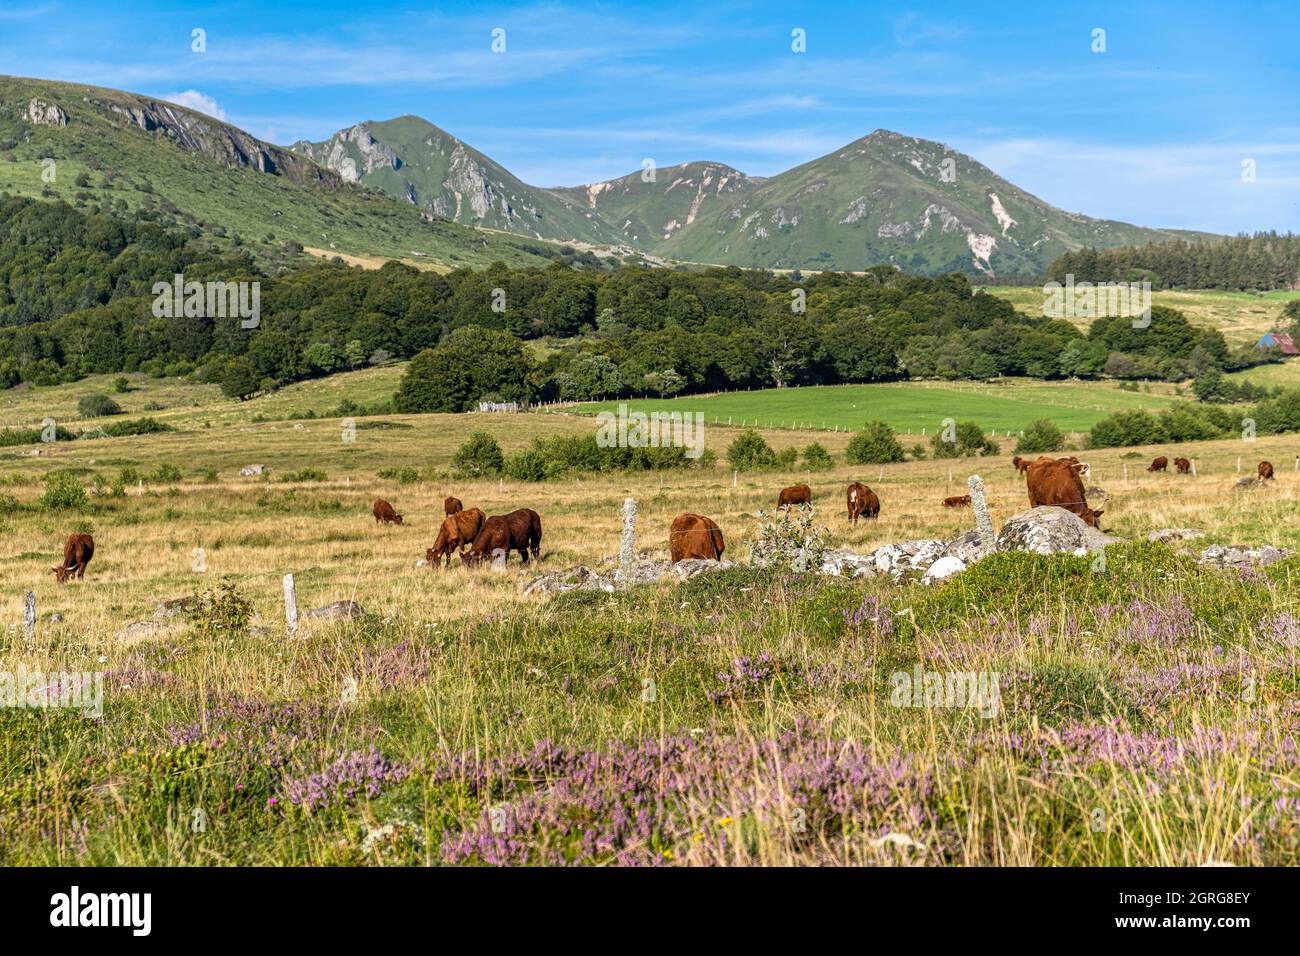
[922,555,967,584]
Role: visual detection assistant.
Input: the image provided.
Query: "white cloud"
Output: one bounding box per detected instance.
[157,90,228,122]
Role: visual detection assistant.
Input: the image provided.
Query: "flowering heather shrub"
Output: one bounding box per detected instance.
[279,747,411,814]
[434,724,945,866]
[707,652,779,703]
[843,593,896,640]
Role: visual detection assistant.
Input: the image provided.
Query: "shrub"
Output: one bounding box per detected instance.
[845,421,904,465]
[113,376,131,394]
[278,468,328,482]
[930,421,999,458]
[801,442,834,471]
[452,431,504,478]
[149,463,183,484]
[775,447,798,469]
[40,470,88,511]
[726,429,777,471]
[750,507,829,571]
[186,581,254,636]
[504,449,548,482]
[1015,419,1066,455]
[1085,410,1171,448]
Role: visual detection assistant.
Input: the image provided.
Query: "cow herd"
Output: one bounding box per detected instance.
[40,452,1286,585]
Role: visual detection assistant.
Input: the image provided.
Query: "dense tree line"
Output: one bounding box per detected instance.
[0,195,1271,406]
[1046,233,1300,291]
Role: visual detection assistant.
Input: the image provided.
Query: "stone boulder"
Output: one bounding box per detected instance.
[524,565,617,595]
[239,464,267,476]
[669,558,734,581]
[303,600,366,621]
[922,555,967,584]
[1198,544,1290,569]
[1148,528,1206,544]
[995,507,1118,556]
[819,549,880,579]
[940,529,995,565]
[867,539,947,580]
[1235,476,1267,490]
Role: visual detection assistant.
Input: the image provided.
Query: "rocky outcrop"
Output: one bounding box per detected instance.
[995,507,1118,556]
[524,559,734,595]
[86,96,341,187]
[292,123,401,183]
[866,539,947,580]
[24,98,67,127]
[1148,528,1206,544]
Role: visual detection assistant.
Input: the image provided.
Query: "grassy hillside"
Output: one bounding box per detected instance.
[0,76,559,269]
[985,285,1300,347]
[575,380,1181,436]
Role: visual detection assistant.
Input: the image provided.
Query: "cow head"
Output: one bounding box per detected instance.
[1081,507,1104,528]
[51,564,71,583]
[425,547,437,566]
[393,514,404,525]
[459,549,481,568]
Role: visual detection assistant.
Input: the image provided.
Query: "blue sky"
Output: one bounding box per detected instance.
[2,0,1297,233]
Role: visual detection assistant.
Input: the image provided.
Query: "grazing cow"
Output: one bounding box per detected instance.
[778,484,812,508]
[942,495,972,508]
[669,513,726,563]
[1026,456,1104,528]
[1147,456,1168,473]
[846,482,880,524]
[1012,456,1030,475]
[427,508,486,569]
[1259,460,1275,481]
[372,498,404,525]
[1174,457,1191,474]
[444,496,463,516]
[52,532,94,583]
[462,508,542,567]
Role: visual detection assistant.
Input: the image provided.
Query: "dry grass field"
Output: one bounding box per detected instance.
[2,375,1300,866]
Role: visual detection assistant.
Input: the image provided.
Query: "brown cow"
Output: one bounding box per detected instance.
[778,484,812,508]
[1012,455,1030,475]
[1026,456,1103,528]
[427,508,486,569]
[1259,460,1275,481]
[52,532,94,583]
[372,499,404,525]
[1174,457,1191,474]
[846,482,879,524]
[444,496,463,516]
[669,514,726,563]
[462,508,542,567]
[1147,456,1168,473]
[942,495,972,508]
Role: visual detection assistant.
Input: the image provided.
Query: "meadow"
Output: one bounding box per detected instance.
[983,285,1300,348]
[2,367,1299,866]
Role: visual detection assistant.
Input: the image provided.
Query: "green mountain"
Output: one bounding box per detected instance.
[550,161,761,249]
[291,116,625,245]
[654,130,1212,276]
[0,76,559,270]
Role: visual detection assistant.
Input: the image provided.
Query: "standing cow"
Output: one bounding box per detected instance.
[1026,456,1104,528]
[444,496,463,516]
[846,482,879,524]
[427,508,486,568]
[1147,456,1168,473]
[778,484,812,508]
[372,499,404,525]
[462,509,542,567]
[52,532,94,583]
[1259,460,1275,481]
[1174,457,1191,474]
[669,514,726,563]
